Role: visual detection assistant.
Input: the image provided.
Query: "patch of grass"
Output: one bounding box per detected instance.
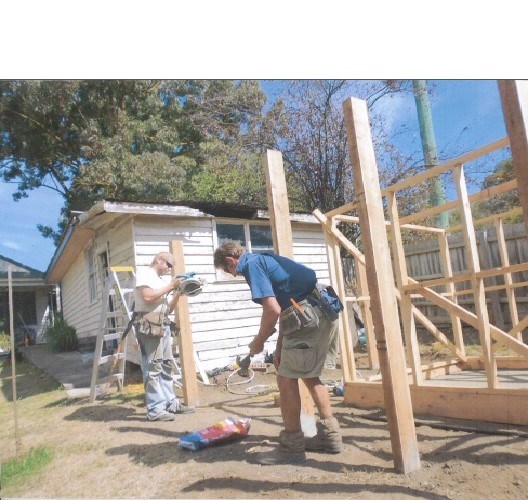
[1,446,54,489]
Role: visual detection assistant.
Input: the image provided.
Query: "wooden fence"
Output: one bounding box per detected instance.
[343,222,528,341]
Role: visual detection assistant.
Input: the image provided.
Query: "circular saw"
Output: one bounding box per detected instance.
[178,276,205,297]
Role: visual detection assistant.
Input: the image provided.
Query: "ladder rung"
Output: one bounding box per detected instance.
[95,373,123,386]
[99,352,126,364]
[103,332,122,342]
[91,267,135,402]
[105,312,125,319]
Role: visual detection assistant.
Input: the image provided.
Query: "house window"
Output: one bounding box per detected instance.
[85,245,96,303]
[215,221,274,280]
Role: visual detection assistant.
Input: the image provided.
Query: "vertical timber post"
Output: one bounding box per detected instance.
[262,149,316,434]
[498,80,528,233]
[170,240,200,406]
[9,266,21,457]
[343,97,421,473]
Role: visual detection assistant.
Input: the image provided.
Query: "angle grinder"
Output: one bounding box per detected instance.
[236,328,277,377]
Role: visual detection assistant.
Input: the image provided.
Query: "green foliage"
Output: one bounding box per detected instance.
[472,157,521,222]
[1,446,54,488]
[0,332,10,352]
[44,318,78,353]
[1,80,272,242]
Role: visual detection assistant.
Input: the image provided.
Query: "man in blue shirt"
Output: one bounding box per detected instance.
[214,242,342,465]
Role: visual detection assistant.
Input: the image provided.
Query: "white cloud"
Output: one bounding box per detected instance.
[2,240,22,251]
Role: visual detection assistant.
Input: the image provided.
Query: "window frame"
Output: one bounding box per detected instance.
[213,218,274,282]
[85,244,97,304]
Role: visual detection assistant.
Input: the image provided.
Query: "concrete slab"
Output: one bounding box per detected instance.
[21,344,93,390]
[423,369,528,388]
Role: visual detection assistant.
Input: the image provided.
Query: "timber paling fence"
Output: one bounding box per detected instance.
[342,222,528,343]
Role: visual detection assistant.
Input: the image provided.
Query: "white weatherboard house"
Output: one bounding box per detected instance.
[46,200,332,370]
[1,255,54,345]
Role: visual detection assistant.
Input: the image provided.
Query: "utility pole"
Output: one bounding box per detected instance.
[413,80,449,228]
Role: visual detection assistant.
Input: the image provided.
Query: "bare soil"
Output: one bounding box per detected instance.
[1,354,528,499]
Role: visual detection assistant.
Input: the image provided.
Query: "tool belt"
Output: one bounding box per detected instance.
[135,310,171,337]
[307,284,344,322]
[280,299,322,335]
[279,284,344,336]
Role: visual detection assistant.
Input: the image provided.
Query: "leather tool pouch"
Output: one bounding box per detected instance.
[136,310,167,337]
[309,284,344,322]
[280,299,319,335]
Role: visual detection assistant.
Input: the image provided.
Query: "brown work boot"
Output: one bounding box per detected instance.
[255,430,306,465]
[305,417,342,453]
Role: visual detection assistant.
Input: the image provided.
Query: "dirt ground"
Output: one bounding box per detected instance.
[1,354,528,499]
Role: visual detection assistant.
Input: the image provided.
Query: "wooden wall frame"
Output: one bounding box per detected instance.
[314,81,528,434]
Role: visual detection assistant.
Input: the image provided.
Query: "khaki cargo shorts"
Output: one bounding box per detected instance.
[277,310,338,379]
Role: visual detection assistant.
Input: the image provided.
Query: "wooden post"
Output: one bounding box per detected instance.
[313,208,379,370]
[356,258,379,370]
[498,80,528,232]
[438,233,466,357]
[8,266,21,457]
[343,97,420,474]
[324,217,356,382]
[387,191,422,385]
[262,149,315,431]
[170,240,200,406]
[453,165,498,388]
[494,219,520,338]
[477,230,504,330]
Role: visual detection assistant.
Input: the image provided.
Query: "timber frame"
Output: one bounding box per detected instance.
[315,80,528,427]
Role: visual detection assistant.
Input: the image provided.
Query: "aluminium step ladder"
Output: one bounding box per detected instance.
[89,266,136,402]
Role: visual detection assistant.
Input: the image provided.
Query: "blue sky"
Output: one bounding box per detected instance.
[0,80,510,272]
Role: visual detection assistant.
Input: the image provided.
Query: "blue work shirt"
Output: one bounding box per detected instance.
[236,252,317,311]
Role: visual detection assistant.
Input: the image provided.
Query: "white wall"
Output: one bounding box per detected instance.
[133,216,329,370]
[60,213,330,371]
[61,220,134,342]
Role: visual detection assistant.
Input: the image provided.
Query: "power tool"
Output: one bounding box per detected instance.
[236,328,277,377]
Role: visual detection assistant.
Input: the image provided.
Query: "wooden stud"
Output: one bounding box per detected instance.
[171,240,200,406]
[495,218,520,339]
[453,164,498,388]
[343,96,420,474]
[438,233,466,358]
[262,150,315,422]
[498,80,528,231]
[313,209,379,369]
[477,230,505,330]
[387,190,422,385]
[324,216,356,382]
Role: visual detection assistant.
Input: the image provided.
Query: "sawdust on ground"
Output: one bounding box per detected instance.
[1,354,528,499]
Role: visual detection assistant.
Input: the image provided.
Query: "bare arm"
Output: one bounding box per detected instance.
[167,289,180,314]
[249,296,281,355]
[138,276,181,304]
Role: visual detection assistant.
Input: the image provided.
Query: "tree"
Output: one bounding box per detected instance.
[471,157,520,222]
[1,80,271,242]
[261,80,430,250]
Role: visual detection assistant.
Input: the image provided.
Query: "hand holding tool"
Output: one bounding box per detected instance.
[236,328,277,377]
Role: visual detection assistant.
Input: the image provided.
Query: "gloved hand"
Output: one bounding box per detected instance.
[176,272,196,280]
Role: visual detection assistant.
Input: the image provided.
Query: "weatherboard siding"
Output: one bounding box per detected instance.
[59,214,329,370]
[60,221,134,342]
[131,217,329,370]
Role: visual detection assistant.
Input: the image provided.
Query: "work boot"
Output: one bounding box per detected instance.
[147,410,175,422]
[305,417,342,453]
[255,430,306,465]
[166,399,196,414]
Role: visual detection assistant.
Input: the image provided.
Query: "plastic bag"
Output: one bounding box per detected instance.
[178,417,251,451]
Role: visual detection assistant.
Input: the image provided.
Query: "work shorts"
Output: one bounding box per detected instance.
[277,306,338,379]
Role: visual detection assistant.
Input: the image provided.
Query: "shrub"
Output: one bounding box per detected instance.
[45,318,78,353]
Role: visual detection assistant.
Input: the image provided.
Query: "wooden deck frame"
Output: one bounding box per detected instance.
[315,81,528,429]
